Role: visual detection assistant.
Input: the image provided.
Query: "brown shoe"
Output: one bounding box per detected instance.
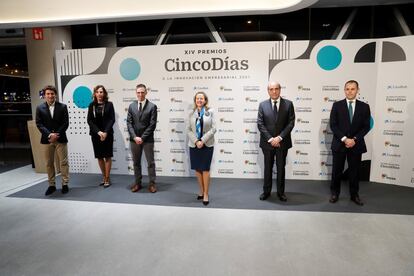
[131,184,142,193]
[148,183,157,193]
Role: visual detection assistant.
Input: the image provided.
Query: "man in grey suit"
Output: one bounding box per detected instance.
[257,81,295,201]
[127,84,158,193]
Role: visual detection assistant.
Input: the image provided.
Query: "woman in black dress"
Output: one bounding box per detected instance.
[87,85,115,187]
[187,91,216,205]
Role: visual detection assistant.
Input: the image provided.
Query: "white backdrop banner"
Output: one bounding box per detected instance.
[55,37,413,186]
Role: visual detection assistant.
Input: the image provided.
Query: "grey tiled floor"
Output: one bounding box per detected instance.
[1,165,414,276]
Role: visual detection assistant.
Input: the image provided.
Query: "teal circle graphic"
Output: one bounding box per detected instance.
[73,86,92,109]
[120,58,141,80]
[317,46,342,71]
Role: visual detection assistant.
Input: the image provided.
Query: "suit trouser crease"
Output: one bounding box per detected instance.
[262,148,287,194]
[330,151,361,197]
[131,142,156,185]
[44,142,69,185]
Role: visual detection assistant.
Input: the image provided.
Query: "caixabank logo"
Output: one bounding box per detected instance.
[295,96,312,101]
[218,97,234,101]
[244,160,257,166]
[218,159,234,164]
[244,108,259,112]
[172,158,185,164]
[293,161,310,165]
[382,152,401,158]
[320,140,332,145]
[243,139,259,144]
[384,119,404,124]
[386,84,408,90]
[295,129,311,134]
[218,128,234,133]
[243,170,258,175]
[322,129,333,135]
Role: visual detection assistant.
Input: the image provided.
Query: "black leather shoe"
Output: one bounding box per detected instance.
[203,200,209,206]
[45,186,56,196]
[260,193,270,201]
[277,193,287,202]
[62,185,69,194]
[329,195,339,203]
[197,195,203,200]
[351,196,364,206]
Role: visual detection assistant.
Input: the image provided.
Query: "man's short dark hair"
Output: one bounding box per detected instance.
[42,85,57,94]
[136,84,147,91]
[345,80,359,88]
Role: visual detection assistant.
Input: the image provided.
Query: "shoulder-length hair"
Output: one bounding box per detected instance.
[192,91,209,111]
[92,85,108,103]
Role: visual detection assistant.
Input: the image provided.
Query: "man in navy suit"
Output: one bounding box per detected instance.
[127,84,158,193]
[329,80,371,206]
[36,85,69,195]
[257,81,295,201]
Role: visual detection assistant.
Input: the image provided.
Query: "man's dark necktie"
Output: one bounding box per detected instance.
[273,100,278,120]
[348,101,353,122]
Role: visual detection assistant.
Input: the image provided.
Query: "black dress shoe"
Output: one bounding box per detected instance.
[45,186,56,196]
[197,195,203,200]
[329,195,339,203]
[351,196,364,206]
[260,193,270,201]
[277,193,287,202]
[203,200,209,206]
[62,185,69,194]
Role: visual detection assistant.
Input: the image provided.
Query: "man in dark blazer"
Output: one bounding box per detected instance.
[329,80,371,206]
[127,83,158,193]
[257,81,295,201]
[35,85,69,195]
